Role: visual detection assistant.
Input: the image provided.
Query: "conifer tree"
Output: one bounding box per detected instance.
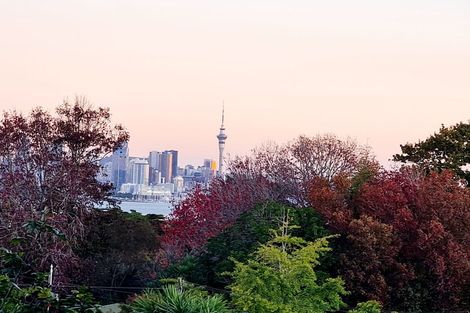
[229,215,347,313]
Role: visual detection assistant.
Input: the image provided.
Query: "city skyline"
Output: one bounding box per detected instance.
[104,143,219,197]
[1,1,469,166]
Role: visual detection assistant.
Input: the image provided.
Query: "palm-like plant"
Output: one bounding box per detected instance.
[127,284,232,313]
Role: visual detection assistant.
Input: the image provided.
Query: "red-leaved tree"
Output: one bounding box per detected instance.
[160,173,277,263]
[233,135,376,206]
[309,168,470,311]
[0,97,128,282]
[160,134,376,262]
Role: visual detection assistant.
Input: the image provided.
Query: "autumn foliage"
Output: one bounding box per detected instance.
[160,174,276,262]
[3,98,466,312]
[309,169,470,311]
[229,135,376,206]
[160,134,372,261]
[0,97,128,282]
[160,132,469,311]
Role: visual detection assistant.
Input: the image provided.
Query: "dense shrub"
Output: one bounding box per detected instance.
[77,209,164,303]
[228,222,381,313]
[0,248,100,313]
[164,202,330,289]
[123,284,232,313]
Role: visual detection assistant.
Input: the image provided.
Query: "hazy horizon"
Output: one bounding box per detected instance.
[1,0,469,166]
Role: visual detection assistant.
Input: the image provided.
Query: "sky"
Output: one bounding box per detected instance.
[0,0,469,166]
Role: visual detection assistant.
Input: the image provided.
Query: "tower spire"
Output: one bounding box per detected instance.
[221,101,225,128]
[217,101,227,178]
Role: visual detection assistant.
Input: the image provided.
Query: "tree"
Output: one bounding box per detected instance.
[77,209,164,303]
[309,168,470,312]
[348,301,382,313]
[161,134,376,263]
[229,219,348,313]
[229,134,377,206]
[160,174,277,262]
[393,122,470,184]
[163,202,330,289]
[0,97,128,282]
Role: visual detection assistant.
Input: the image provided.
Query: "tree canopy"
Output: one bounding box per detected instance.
[309,168,470,311]
[229,221,348,313]
[393,122,470,184]
[0,97,129,282]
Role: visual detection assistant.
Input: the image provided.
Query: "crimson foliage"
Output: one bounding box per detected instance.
[0,97,128,282]
[160,174,277,262]
[309,169,470,311]
[160,134,375,262]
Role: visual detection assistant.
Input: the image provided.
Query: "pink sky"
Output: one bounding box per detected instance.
[0,1,469,166]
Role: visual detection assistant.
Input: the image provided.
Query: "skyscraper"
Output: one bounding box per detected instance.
[159,151,173,184]
[148,151,161,185]
[216,105,227,177]
[111,142,129,191]
[167,150,178,181]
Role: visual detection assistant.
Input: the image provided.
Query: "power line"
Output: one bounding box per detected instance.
[18,281,230,294]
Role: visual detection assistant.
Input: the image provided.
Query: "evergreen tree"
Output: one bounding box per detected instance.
[229,217,347,313]
[393,122,470,184]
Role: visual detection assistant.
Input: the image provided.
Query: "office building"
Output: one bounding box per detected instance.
[167,150,178,181]
[148,151,161,185]
[159,151,173,184]
[129,158,149,185]
[111,142,129,191]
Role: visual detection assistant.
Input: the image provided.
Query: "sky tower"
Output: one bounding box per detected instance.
[217,104,227,177]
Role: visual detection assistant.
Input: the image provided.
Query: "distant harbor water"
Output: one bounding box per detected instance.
[118,201,173,216]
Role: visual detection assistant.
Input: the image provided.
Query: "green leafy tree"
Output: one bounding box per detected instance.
[77,209,164,303]
[393,122,470,184]
[347,301,382,313]
[163,202,330,289]
[228,219,347,313]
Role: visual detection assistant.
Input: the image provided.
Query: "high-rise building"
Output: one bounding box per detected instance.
[173,176,184,193]
[216,105,227,177]
[168,150,178,181]
[203,159,212,168]
[111,142,129,191]
[159,151,173,184]
[148,151,161,185]
[158,150,178,183]
[184,165,195,176]
[203,159,217,182]
[129,158,149,185]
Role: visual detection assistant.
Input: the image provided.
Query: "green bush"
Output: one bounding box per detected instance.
[229,221,347,313]
[0,273,100,313]
[348,301,382,313]
[124,284,232,313]
[1,238,100,312]
[164,202,330,288]
[77,208,164,303]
